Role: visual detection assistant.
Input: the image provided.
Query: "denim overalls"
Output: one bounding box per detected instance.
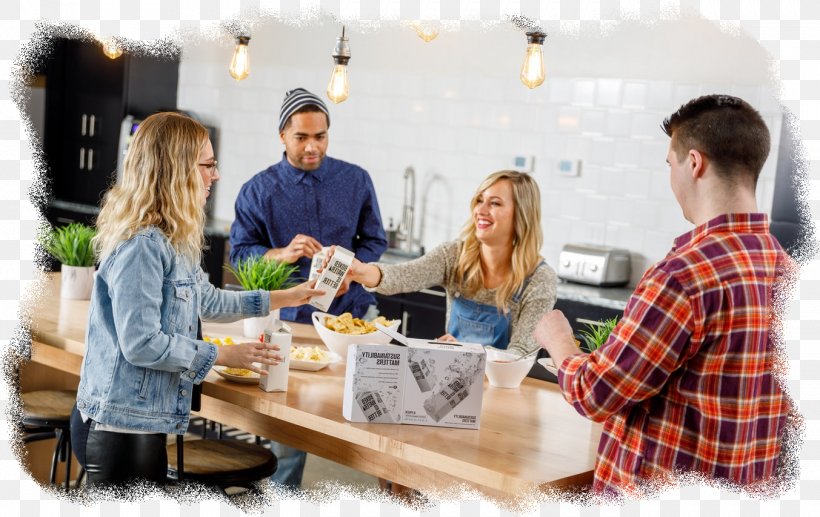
[446,261,545,349]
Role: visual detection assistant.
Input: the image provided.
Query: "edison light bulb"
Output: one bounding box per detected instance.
[229,36,250,81]
[412,22,439,42]
[102,38,123,59]
[520,32,546,89]
[326,64,349,104]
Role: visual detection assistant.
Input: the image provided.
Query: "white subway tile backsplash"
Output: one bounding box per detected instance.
[589,137,617,167]
[628,199,661,229]
[572,79,596,107]
[622,169,652,199]
[731,84,762,110]
[595,79,622,107]
[557,106,581,132]
[622,81,649,109]
[548,78,573,104]
[630,111,662,139]
[580,109,606,135]
[672,83,701,107]
[606,200,631,226]
[639,140,668,169]
[598,167,625,198]
[605,109,631,138]
[613,139,641,168]
[646,80,675,111]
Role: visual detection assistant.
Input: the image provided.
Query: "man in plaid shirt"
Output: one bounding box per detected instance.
[535,95,795,495]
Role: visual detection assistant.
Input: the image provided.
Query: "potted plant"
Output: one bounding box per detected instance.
[225,256,300,338]
[41,223,97,300]
[578,316,619,353]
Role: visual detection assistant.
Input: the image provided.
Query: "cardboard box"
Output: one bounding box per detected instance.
[342,339,486,429]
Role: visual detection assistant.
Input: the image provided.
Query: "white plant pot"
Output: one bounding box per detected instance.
[243,309,280,339]
[61,265,95,300]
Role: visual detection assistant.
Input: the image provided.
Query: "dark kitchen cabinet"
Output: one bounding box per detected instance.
[527,297,625,383]
[375,287,447,339]
[43,38,179,208]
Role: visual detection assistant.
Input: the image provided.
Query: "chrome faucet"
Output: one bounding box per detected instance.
[396,166,416,253]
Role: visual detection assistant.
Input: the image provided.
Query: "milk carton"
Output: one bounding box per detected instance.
[310,246,354,312]
[342,335,486,429]
[259,320,291,392]
[308,246,330,281]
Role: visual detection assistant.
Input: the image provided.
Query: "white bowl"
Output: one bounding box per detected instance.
[484,348,536,389]
[311,311,401,360]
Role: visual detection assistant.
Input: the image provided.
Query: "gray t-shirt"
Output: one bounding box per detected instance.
[369,240,558,356]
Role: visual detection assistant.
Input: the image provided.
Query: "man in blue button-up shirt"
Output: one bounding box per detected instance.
[229,88,388,489]
[230,88,387,325]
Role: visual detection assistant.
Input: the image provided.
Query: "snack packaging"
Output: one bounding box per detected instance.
[310,246,354,312]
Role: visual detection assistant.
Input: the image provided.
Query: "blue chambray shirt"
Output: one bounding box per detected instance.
[76,227,270,434]
[229,154,388,323]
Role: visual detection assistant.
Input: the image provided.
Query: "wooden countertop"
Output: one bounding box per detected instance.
[28,273,601,500]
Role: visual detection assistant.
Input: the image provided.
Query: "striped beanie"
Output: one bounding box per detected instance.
[278,88,330,132]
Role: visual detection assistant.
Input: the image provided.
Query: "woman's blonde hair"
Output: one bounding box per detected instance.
[93,112,210,265]
[451,170,543,311]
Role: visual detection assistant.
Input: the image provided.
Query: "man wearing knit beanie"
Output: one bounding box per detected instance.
[229,89,388,487]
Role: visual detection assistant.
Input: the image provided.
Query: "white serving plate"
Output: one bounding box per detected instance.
[213,366,260,384]
[289,351,341,372]
[537,357,558,376]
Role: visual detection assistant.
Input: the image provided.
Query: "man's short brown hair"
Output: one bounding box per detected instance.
[662,94,771,185]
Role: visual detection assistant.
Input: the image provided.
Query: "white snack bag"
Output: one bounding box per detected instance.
[310,246,354,312]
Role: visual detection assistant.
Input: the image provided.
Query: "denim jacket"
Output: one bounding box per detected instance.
[76,227,270,434]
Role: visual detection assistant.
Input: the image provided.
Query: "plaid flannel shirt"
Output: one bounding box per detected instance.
[558,213,794,494]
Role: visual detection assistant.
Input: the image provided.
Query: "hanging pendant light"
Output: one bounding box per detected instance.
[520,31,546,89]
[326,26,351,104]
[101,37,123,59]
[229,35,251,81]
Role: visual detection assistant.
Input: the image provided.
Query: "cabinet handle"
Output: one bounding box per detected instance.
[87,149,94,170]
[401,310,410,335]
[81,114,87,136]
[79,147,85,170]
[89,114,95,137]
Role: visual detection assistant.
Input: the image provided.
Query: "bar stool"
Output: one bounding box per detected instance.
[166,383,277,492]
[21,390,81,489]
[167,435,278,491]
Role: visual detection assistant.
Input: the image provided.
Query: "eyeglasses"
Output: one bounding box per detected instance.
[198,160,218,178]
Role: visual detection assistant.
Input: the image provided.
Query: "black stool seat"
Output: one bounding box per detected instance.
[167,438,277,489]
[21,390,78,489]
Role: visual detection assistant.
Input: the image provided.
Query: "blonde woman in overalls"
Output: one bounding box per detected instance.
[334,170,557,356]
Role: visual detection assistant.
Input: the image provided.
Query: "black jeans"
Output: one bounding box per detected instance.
[71,407,167,485]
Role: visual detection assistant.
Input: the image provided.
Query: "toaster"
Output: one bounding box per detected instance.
[557,243,631,287]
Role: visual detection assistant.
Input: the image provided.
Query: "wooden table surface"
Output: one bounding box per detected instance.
[27,273,601,500]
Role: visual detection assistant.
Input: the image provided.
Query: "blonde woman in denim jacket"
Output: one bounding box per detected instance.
[72,112,323,485]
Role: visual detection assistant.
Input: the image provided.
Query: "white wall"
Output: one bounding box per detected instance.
[178,17,783,286]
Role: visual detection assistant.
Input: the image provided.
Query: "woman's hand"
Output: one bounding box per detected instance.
[436,333,458,343]
[270,280,325,309]
[214,341,283,375]
[322,245,382,288]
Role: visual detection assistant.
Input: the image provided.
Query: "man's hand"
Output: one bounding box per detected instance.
[265,234,323,263]
[533,310,583,371]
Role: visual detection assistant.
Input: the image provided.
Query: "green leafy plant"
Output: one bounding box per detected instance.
[578,316,619,353]
[225,255,300,291]
[41,223,97,267]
